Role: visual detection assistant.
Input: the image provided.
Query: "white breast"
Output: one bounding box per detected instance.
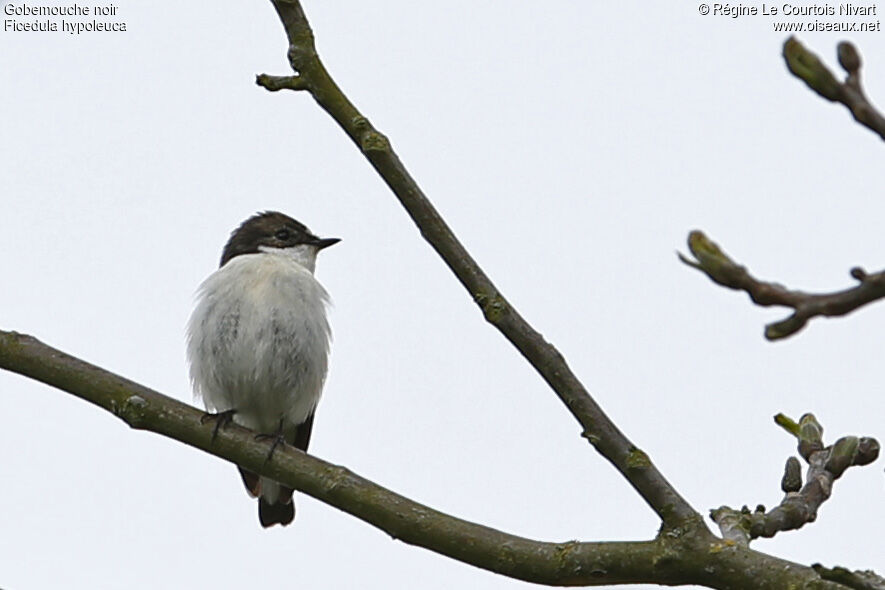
[186,249,332,433]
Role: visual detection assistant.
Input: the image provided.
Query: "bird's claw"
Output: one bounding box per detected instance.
[255,423,288,464]
[201,409,237,443]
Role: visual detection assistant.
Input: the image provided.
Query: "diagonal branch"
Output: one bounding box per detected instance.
[679,230,885,340]
[0,330,861,589]
[0,330,663,586]
[0,329,693,587]
[257,0,697,529]
[1,6,878,586]
[783,37,885,141]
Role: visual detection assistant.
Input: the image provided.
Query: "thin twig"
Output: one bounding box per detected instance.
[679,230,885,340]
[783,36,885,141]
[258,0,698,530]
[255,74,307,91]
[711,414,879,544]
[813,564,885,590]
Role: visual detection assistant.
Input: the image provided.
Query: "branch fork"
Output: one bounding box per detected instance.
[1,3,883,588]
[783,37,885,141]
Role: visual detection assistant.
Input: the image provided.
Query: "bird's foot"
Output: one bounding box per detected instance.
[200,409,237,443]
[255,420,287,464]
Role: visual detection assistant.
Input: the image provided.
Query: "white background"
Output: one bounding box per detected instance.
[2,2,884,589]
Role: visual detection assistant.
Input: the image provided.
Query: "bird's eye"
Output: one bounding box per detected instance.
[274,229,291,241]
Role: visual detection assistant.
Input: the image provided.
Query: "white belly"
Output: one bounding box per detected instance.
[186,252,331,434]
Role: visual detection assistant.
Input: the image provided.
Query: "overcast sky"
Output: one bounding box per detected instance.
[2,2,884,589]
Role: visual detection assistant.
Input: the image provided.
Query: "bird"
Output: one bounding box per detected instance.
[186,211,339,527]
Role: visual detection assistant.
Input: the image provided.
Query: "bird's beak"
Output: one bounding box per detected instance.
[312,237,341,250]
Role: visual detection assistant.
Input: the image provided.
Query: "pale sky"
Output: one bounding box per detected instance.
[2,3,884,589]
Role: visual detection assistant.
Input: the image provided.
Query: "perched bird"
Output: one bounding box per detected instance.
[186,211,339,527]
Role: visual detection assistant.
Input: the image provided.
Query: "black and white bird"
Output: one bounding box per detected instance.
[186,211,339,527]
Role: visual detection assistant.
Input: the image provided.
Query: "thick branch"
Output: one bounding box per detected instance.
[679,230,885,340]
[783,37,885,141]
[0,330,671,586]
[258,0,697,529]
[711,414,879,544]
[0,330,857,589]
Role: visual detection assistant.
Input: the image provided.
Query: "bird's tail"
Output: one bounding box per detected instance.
[259,493,295,527]
[239,467,295,527]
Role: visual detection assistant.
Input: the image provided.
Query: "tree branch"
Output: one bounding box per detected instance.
[783,37,885,141]
[2,5,879,588]
[711,414,879,544]
[257,0,697,530]
[255,73,307,91]
[0,329,861,589]
[679,230,885,340]
[813,564,885,590]
[0,330,667,586]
